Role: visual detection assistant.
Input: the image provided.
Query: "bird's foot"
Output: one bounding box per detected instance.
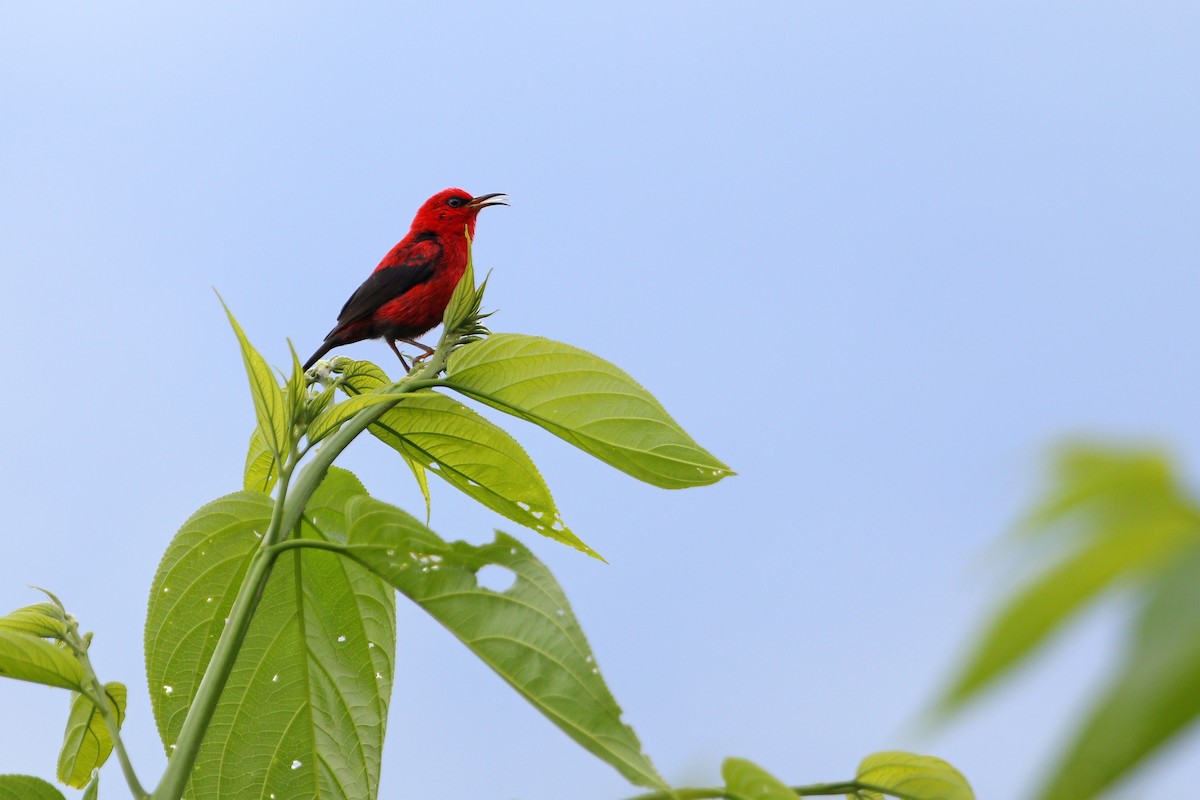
[385,338,412,371]
[400,338,436,365]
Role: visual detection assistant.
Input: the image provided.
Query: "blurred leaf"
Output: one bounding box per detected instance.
[243,428,278,494]
[0,603,67,639]
[443,334,733,488]
[854,752,973,800]
[940,445,1200,714]
[1022,447,1183,537]
[57,682,126,788]
[0,776,66,800]
[338,495,667,791]
[722,757,796,800]
[939,513,1195,712]
[339,360,597,557]
[221,298,289,459]
[1038,545,1200,800]
[0,629,82,690]
[941,446,1200,799]
[145,469,396,799]
[81,773,98,800]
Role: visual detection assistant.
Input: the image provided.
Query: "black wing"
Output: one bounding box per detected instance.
[334,233,442,328]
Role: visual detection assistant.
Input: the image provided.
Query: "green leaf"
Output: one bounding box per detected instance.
[443,334,733,489]
[285,340,307,427]
[0,629,82,690]
[306,391,401,445]
[854,752,973,800]
[405,454,432,524]
[57,682,126,788]
[339,360,598,557]
[939,514,1194,712]
[81,773,99,800]
[722,757,797,800]
[0,603,68,639]
[0,775,66,800]
[441,234,479,335]
[243,428,279,494]
[220,297,289,459]
[338,496,667,791]
[1037,546,1200,800]
[145,471,396,800]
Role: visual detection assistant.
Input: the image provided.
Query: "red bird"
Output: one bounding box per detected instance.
[303,188,507,371]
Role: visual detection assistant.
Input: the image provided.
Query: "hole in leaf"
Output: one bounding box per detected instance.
[476,564,517,593]
[290,760,302,770]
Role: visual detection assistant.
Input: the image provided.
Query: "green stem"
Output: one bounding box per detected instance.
[268,538,347,557]
[73,645,147,799]
[622,780,925,800]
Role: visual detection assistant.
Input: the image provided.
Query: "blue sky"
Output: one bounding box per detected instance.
[2,4,1199,798]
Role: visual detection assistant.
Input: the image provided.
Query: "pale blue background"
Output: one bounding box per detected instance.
[3,4,1199,798]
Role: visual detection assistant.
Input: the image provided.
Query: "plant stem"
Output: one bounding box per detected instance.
[622,780,924,800]
[268,538,347,557]
[73,641,148,799]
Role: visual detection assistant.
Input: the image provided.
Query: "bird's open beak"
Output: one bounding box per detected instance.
[467,192,508,209]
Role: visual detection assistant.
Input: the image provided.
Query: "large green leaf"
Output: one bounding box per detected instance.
[0,776,66,800]
[339,360,597,557]
[1038,546,1200,800]
[0,629,82,690]
[854,752,973,800]
[57,682,126,788]
[443,334,732,489]
[145,470,396,800]
[337,495,667,791]
[722,757,797,800]
[221,299,289,459]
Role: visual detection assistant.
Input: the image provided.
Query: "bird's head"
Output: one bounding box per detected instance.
[412,188,508,238]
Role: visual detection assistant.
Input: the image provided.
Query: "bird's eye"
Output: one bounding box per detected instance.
[446,196,465,208]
